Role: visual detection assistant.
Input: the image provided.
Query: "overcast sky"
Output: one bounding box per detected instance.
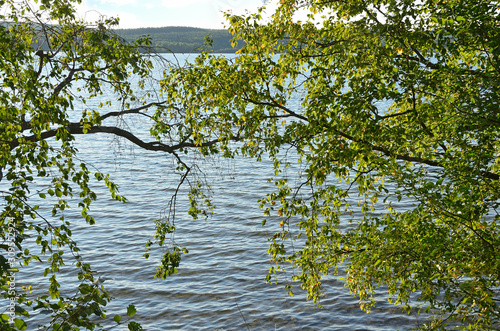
[76,0,272,29]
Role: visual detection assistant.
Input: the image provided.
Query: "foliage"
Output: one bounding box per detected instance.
[2,0,500,329]
[0,0,199,329]
[161,0,500,329]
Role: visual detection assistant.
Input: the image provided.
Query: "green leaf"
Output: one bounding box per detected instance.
[128,321,143,331]
[126,304,136,317]
[14,318,27,330]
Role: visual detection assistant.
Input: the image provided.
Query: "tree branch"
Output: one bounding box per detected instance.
[322,125,500,181]
[9,124,231,155]
[99,101,172,121]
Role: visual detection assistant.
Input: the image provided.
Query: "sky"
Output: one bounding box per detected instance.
[76,0,273,29]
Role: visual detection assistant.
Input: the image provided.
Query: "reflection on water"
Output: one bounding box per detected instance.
[4,53,426,330]
[15,132,421,330]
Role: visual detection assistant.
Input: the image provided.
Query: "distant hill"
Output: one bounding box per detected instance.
[113,26,242,53]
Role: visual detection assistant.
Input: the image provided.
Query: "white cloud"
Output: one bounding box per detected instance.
[74,2,102,22]
[75,1,139,27]
[74,0,278,29]
[98,0,137,5]
[161,0,209,8]
[113,12,148,29]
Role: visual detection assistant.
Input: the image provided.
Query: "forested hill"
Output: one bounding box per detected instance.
[113,26,242,53]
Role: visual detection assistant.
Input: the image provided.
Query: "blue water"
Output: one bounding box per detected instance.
[2,54,425,330]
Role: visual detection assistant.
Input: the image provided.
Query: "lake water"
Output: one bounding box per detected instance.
[3,54,425,330]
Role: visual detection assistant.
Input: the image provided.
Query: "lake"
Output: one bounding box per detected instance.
[5,53,423,330]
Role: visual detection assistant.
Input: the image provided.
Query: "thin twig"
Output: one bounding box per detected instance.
[234,299,251,331]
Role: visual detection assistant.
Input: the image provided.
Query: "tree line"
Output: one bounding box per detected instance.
[114,26,242,53]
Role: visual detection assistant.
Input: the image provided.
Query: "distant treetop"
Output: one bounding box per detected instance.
[114,26,242,53]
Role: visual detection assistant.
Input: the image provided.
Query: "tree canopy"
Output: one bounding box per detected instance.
[0,0,202,329]
[161,0,500,329]
[2,0,500,329]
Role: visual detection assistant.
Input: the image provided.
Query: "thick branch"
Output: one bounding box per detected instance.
[241,92,499,180]
[329,126,500,181]
[9,124,229,154]
[54,68,75,96]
